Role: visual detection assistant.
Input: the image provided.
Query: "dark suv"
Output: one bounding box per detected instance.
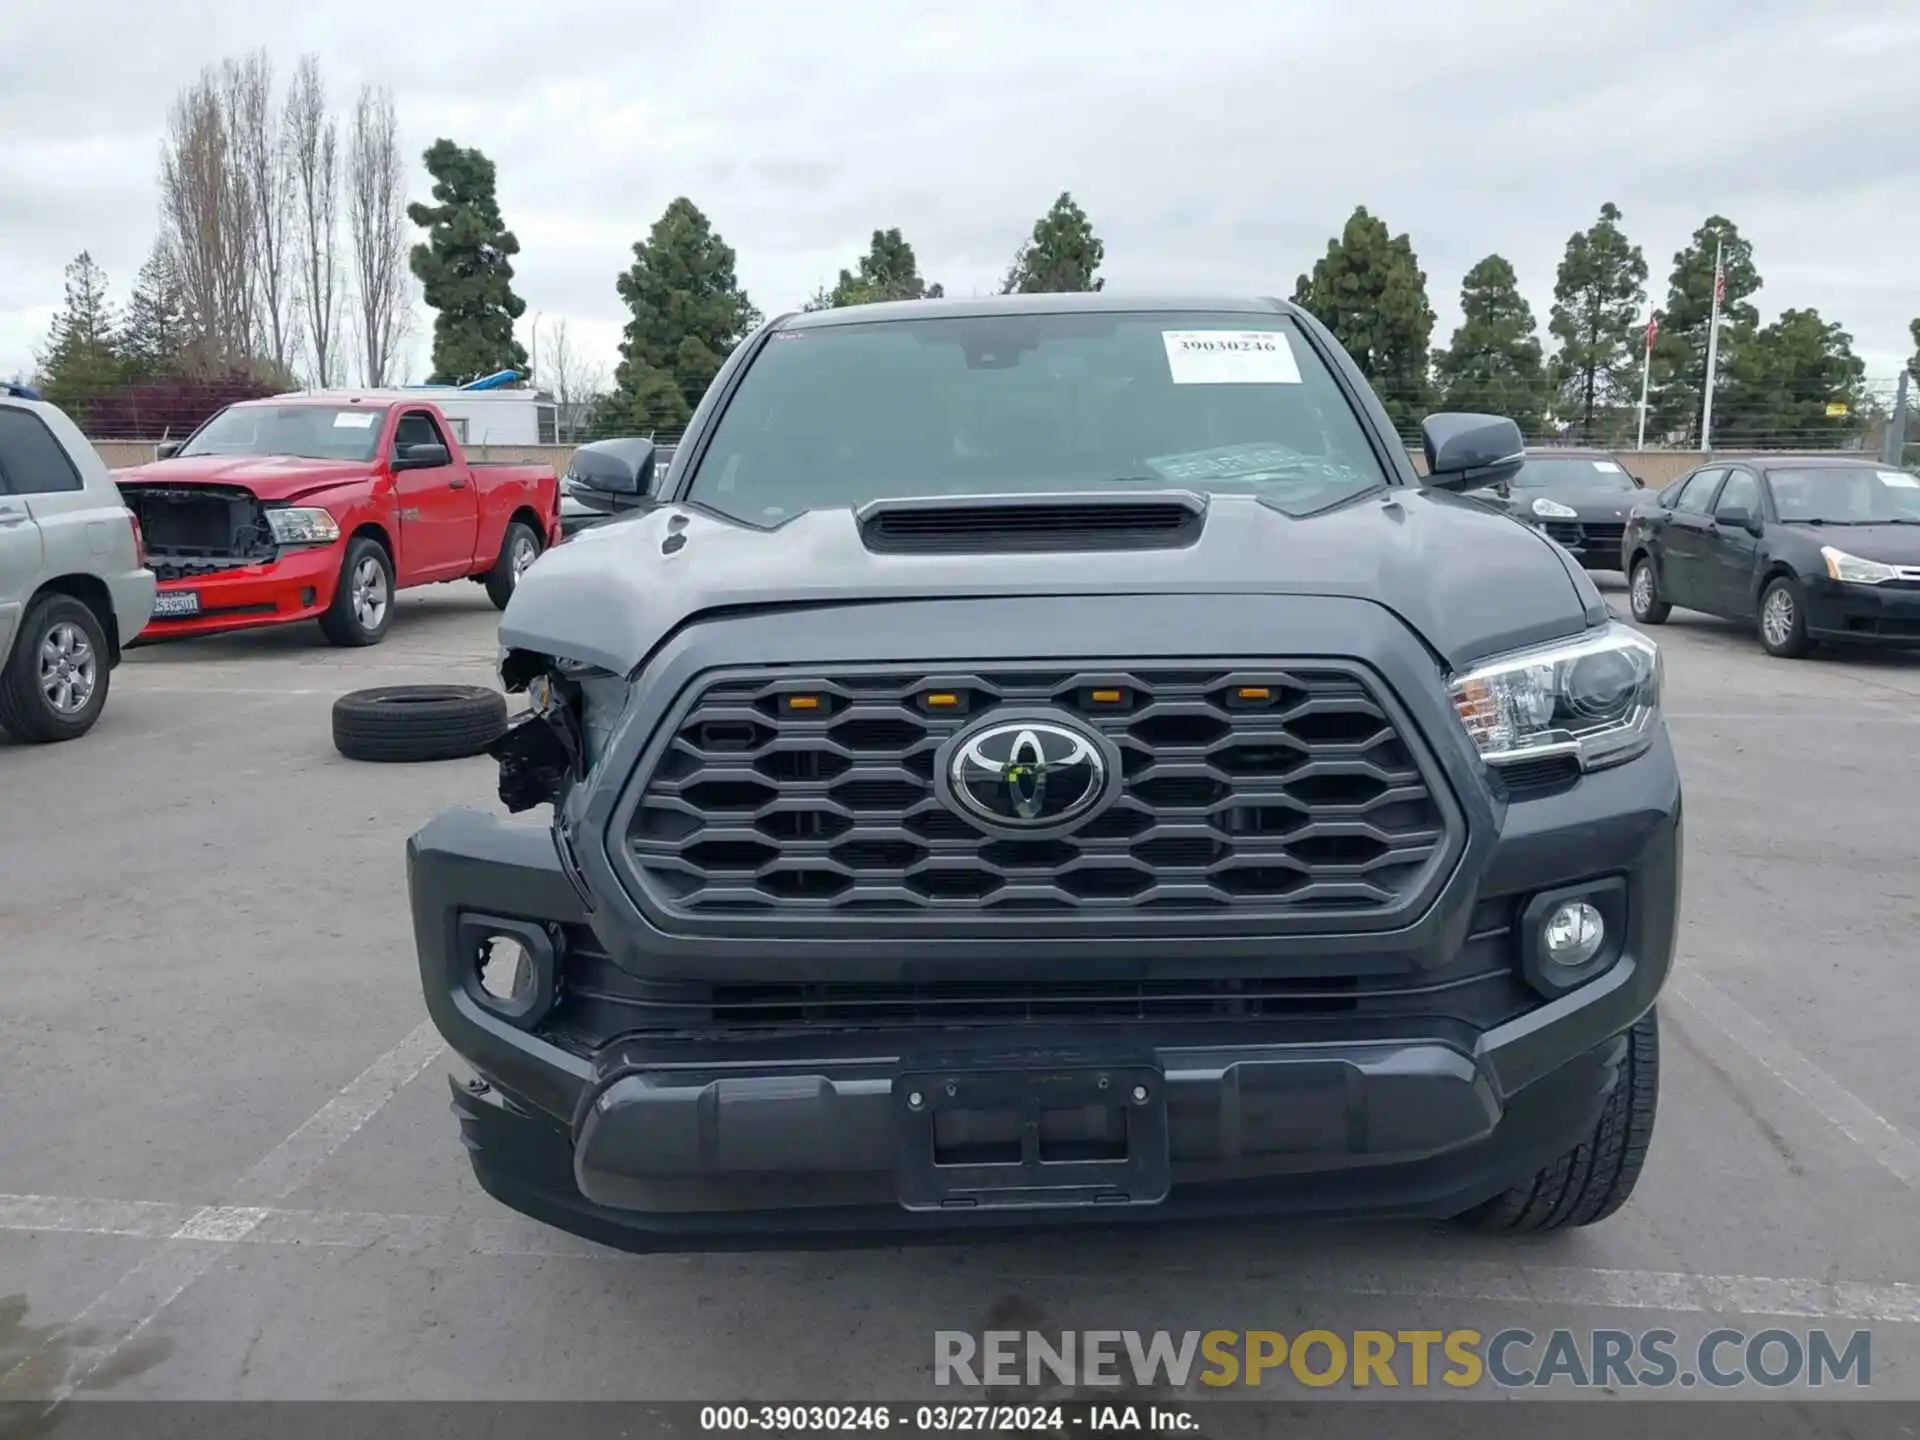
[407,295,1681,1250]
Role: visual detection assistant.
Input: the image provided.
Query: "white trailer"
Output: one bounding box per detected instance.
[273,383,559,447]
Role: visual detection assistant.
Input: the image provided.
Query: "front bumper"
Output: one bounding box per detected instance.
[1801,576,1920,646]
[407,731,1682,1248]
[139,542,342,638]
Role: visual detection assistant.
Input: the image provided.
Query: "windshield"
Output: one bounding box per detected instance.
[180,404,390,462]
[1768,466,1920,524]
[682,311,1390,523]
[1510,457,1636,493]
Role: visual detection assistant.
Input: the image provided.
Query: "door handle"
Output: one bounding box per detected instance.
[0,509,28,528]
[447,477,468,490]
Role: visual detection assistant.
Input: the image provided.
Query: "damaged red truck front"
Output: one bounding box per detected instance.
[114,392,561,646]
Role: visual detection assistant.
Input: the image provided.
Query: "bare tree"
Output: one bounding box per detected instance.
[160,67,253,374]
[538,317,606,441]
[285,54,342,387]
[227,50,296,373]
[346,83,412,386]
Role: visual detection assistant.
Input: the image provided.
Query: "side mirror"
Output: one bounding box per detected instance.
[155,441,181,460]
[393,442,450,470]
[1419,413,1525,491]
[566,436,657,499]
[1717,506,1763,536]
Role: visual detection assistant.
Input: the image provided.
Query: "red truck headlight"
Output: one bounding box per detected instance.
[265,507,342,545]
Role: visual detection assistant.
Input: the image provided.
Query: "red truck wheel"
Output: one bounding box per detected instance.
[319,538,396,647]
[485,522,543,612]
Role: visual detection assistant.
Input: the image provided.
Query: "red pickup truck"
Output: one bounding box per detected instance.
[114,393,561,645]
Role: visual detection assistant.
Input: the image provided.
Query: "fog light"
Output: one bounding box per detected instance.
[1543,901,1605,969]
[477,935,534,1004]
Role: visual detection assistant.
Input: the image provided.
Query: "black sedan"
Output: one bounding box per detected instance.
[1622,455,1920,658]
[1468,448,1643,572]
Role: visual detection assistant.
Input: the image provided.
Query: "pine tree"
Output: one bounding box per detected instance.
[603,197,760,433]
[1432,255,1547,436]
[1547,203,1648,439]
[1292,207,1435,432]
[1716,308,1865,448]
[1001,193,1105,294]
[120,241,190,381]
[407,139,529,384]
[1648,217,1762,443]
[35,252,124,417]
[824,229,943,307]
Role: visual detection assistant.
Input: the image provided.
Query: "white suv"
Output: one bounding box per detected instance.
[0,386,156,743]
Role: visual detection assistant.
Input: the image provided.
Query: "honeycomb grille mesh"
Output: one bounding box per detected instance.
[624,666,1453,918]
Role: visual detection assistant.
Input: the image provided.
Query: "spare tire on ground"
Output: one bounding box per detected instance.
[331,685,509,763]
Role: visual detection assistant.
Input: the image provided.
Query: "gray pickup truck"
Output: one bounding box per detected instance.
[407,294,1680,1250]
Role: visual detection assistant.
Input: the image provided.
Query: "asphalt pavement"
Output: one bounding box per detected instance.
[2,576,1917,1410]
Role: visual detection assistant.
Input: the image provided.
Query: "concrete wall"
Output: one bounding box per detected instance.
[90,439,1803,493]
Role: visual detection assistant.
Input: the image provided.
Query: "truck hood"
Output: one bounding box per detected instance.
[113,453,374,502]
[503,489,1605,677]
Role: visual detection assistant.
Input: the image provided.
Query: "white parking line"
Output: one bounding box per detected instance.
[0,1022,446,1407]
[1673,976,1920,1190]
[4,1191,1919,1325]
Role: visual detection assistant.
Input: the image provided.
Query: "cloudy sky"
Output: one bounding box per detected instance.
[5,0,1918,393]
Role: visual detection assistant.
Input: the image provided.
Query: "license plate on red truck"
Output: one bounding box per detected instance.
[151,591,201,618]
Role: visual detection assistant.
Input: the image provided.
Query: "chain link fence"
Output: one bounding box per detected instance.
[37,372,1920,481]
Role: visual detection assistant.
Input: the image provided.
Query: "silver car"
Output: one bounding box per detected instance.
[0,386,156,743]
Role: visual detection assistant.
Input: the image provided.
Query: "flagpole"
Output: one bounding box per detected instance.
[1636,311,1655,451]
[1700,235,1725,452]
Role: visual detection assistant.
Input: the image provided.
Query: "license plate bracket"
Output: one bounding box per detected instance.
[151,591,201,618]
[894,1061,1169,1212]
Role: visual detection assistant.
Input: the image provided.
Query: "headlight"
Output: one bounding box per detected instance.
[266,507,341,545]
[1449,621,1662,772]
[1531,497,1579,519]
[1822,546,1898,585]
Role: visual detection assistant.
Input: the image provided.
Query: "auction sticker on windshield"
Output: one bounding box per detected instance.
[1878,471,1918,488]
[334,412,377,428]
[1162,331,1301,386]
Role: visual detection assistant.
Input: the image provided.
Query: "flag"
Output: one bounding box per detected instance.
[1713,264,1726,308]
[1646,313,1659,350]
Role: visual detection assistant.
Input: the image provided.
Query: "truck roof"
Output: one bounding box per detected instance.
[253,389,548,407]
[777,293,1301,330]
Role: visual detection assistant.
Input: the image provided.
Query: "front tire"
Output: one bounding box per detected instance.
[318,537,395,648]
[1758,575,1814,658]
[1462,1009,1659,1233]
[485,521,542,612]
[1628,557,1671,624]
[0,593,113,744]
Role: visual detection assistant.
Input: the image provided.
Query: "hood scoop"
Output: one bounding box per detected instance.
[857,490,1206,555]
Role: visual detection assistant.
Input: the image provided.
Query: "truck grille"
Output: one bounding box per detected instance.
[624,664,1456,922]
[117,484,276,580]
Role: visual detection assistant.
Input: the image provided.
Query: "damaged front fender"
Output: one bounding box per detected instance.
[488,669,585,814]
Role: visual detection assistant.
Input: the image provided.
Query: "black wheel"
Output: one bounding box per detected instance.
[0,593,113,744]
[485,521,542,612]
[331,685,508,762]
[1461,1009,1659,1233]
[1758,575,1814,658]
[318,537,396,647]
[1627,557,1670,624]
